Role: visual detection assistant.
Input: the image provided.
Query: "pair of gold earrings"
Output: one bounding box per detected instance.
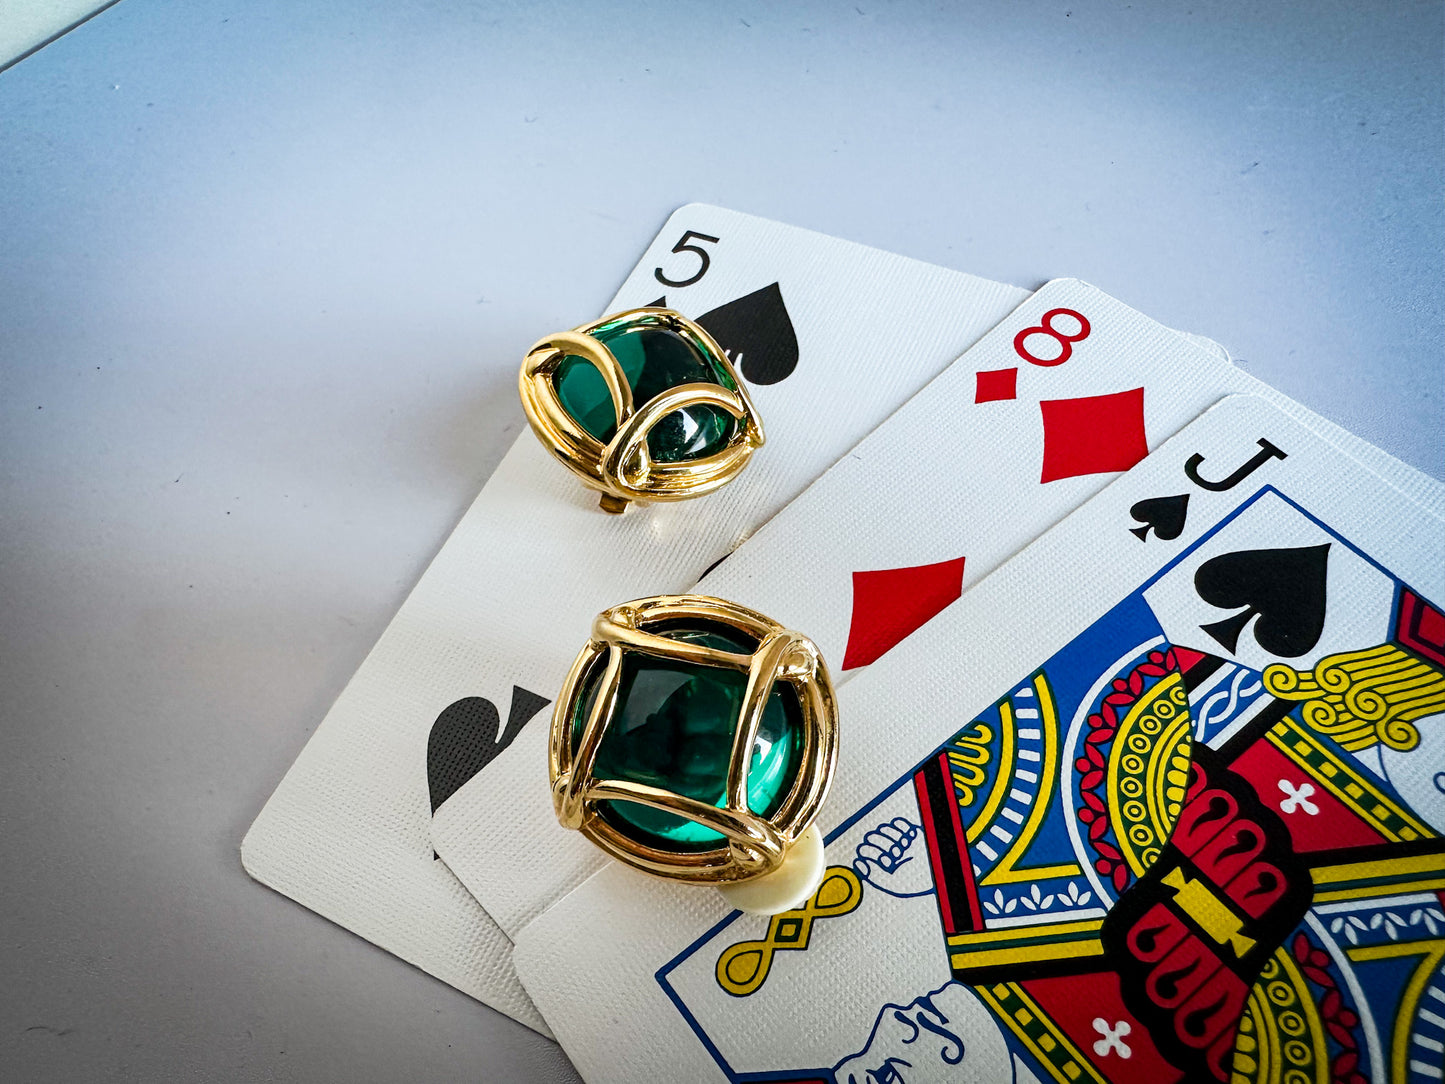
[517,309,835,915]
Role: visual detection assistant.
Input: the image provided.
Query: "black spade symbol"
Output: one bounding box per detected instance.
[695,282,799,385]
[1194,543,1330,658]
[1130,494,1190,541]
[426,688,550,814]
[647,295,667,307]
[697,548,732,581]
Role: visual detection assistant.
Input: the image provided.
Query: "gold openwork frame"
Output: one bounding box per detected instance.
[549,595,839,885]
[518,308,765,513]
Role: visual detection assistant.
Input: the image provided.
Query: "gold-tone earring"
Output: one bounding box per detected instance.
[518,308,764,514]
[549,595,838,914]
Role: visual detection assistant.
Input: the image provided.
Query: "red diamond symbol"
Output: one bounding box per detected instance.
[842,556,966,670]
[974,367,1018,404]
[1039,387,1148,484]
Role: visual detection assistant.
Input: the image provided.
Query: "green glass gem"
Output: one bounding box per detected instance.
[572,624,804,851]
[552,317,738,463]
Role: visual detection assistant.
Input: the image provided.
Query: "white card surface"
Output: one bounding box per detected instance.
[241,205,1029,1025]
[432,279,1445,942]
[512,394,1445,1084]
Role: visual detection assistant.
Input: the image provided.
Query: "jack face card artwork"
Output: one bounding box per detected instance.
[511,396,1445,1084]
[241,205,1029,1024]
[432,278,1445,943]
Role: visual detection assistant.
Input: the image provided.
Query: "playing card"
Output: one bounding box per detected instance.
[693,282,1443,676]
[241,204,1031,1024]
[432,278,1445,942]
[511,393,1445,1083]
[1177,331,1232,364]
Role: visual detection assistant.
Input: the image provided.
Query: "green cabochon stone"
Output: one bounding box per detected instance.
[573,626,803,850]
[552,317,738,463]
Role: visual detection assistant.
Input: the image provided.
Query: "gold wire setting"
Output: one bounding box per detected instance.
[518,308,765,514]
[548,595,839,885]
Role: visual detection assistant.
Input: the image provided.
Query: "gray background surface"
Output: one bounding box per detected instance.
[1,1,1440,1081]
